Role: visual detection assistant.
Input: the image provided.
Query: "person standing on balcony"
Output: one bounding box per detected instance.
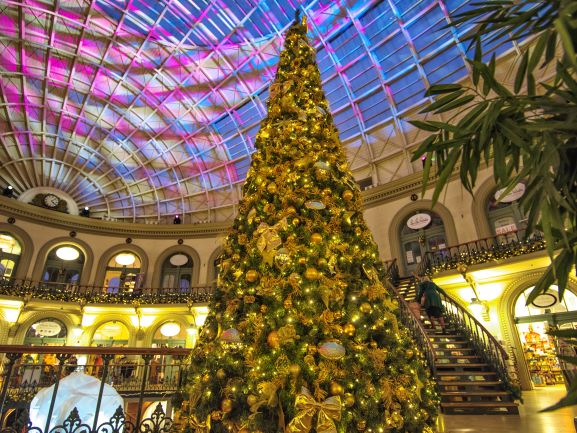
[415,275,446,333]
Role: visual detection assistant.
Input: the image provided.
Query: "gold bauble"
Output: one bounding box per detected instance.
[343,323,356,336]
[344,393,355,407]
[329,381,344,395]
[221,398,233,413]
[255,175,265,186]
[216,369,226,380]
[360,302,372,313]
[247,394,258,406]
[396,385,409,401]
[246,270,259,282]
[232,253,240,262]
[267,331,280,348]
[289,364,302,376]
[284,298,293,309]
[342,190,354,201]
[356,420,366,431]
[286,206,297,215]
[267,183,278,194]
[211,411,222,421]
[310,233,323,244]
[201,374,210,383]
[406,349,414,359]
[354,227,362,236]
[304,267,320,280]
[369,341,378,349]
[366,383,376,396]
[292,217,300,225]
[317,257,327,267]
[298,257,307,265]
[333,311,343,319]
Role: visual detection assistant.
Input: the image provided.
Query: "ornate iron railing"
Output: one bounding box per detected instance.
[437,292,521,399]
[0,278,214,305]
[417,231,545,276]
[384,260,436,376]
[0,402,173,433]
[0,346,191,430]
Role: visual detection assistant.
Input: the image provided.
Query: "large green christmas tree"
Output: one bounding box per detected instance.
[179,13,438,433]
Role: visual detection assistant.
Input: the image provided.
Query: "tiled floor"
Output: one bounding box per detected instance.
[438,385,577,433]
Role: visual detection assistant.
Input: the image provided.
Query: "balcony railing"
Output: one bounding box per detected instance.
[417,231,545,275]
[0,346,191,432]
[0,278,214,305]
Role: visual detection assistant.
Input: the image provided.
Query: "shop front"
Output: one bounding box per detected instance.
[514,285,577,388]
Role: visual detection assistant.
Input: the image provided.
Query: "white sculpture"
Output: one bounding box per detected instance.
[29,372,124,429]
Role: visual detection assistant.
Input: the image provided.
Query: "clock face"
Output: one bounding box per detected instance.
[43,194,60,208]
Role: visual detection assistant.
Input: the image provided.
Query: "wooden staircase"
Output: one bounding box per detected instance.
[395,277,519,415]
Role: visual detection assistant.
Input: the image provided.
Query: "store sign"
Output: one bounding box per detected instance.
[407,213,431,230]
[531,293,558,309]
[99,323,123,338]
[495,183,526,203]
[33,321,62,337]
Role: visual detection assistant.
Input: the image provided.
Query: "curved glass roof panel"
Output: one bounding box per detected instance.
[0,0,515,223]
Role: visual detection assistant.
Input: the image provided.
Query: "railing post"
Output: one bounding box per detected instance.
[135,354,153,427]
[44,353,71,433]
[0,352,22,421]
[92,354,115,431]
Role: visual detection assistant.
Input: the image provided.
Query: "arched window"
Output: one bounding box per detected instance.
[514,285,577,388]
[487,182,527,239]
[160,253,193,290]
[400,211,447,275]
[0,233,22,281]
[104,252,142,292]
[153,321,186,348]
[92,321,129,347]
[24,318,68,346]
[41,245,84,287]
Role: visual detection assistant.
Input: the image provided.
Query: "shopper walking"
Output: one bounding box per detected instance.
[415,275,447,332]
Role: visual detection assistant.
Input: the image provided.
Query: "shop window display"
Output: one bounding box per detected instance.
[515,285,577,388]
[103,253,142,292]
[0,233,21,280]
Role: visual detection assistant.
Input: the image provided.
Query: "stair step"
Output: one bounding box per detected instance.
[437,371,497,376]
[436,363,489,368]
[441,402,518,408]
[441,391,510,396]
[438,381,502,387]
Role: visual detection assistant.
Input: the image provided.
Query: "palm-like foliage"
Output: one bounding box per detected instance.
[411,0,577,410]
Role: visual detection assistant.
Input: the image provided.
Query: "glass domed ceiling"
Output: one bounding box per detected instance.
[0,0,514,223]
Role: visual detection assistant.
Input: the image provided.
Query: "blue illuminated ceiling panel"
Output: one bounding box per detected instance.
[0,0,515,223]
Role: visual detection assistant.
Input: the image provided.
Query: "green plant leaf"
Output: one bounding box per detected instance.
[425,84,463,96]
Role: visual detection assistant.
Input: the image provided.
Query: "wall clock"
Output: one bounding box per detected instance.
[43,194,61,208]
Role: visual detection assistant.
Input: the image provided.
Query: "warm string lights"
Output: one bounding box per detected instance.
[176,12,437,433]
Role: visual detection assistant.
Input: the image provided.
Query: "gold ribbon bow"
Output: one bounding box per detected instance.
[254,218,288,265]
[190,414,211,433]
[287,387,341,433]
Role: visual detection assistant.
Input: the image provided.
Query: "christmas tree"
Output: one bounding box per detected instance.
[180,12,438,433]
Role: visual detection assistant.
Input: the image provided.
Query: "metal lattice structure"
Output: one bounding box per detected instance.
[0,0,516,223]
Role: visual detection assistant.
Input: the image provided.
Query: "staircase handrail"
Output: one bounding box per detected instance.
[383,258,400,285]
[386,279,437,376]
[437,290,520,398]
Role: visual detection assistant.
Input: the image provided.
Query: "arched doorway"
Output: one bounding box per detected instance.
[24,318,68,346]
[400,210,448,275]
[153,321,186,348]
[103,252,142,292]
[0,233,22,281]
[160,253,193,290]
[41,245,84,288]
[91,321,130,347]
[514,285,577,388]
[487,182,527,240]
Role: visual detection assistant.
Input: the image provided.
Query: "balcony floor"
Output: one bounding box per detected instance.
[439,385,577,433]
